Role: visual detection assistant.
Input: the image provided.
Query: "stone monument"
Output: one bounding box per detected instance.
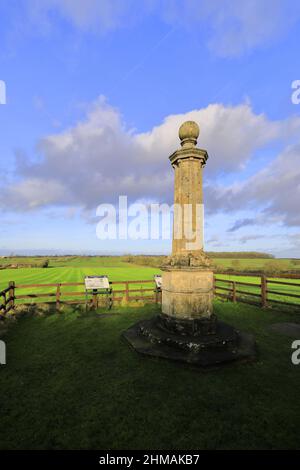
[123,121,256,367]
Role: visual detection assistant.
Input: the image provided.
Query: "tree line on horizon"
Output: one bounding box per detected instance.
[1,251,275,259]
[123,252,274,262]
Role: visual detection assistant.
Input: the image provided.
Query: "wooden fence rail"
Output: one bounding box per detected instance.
[0,273,299,318]
[0,281,15,317]
[214,274,300,309]
[0,279,161,317]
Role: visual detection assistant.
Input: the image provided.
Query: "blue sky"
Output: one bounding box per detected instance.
[0,0,300,256]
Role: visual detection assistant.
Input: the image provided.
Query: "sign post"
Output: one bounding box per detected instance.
[154,275,162,304]
[84,276,112,311]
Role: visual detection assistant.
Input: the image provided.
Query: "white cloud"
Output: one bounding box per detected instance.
[137,103,285,174]
[204,141,300,228]
[3,178,66,209]
[2,96,300,232]
[233,144,300,226]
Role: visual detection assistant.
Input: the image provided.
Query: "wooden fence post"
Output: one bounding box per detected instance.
[8,281,15,312]
[125,282,129,302]
[92,289,98,309]
[3,291,7,316]
[261,275,267,308]
[56,283,61,311]
[232,281,237,303]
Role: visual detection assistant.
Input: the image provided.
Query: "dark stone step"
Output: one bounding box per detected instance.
[139,316,238,353]
[123,316,256,368]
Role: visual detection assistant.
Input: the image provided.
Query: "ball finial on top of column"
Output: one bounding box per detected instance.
[178,121,200,148]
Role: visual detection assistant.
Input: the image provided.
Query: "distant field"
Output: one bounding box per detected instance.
[212,258,299,271]
[0,257,157,289]
[1,255,299,271]
[1,256,300,307]
[0,256,131,268]
[0,263,160,302]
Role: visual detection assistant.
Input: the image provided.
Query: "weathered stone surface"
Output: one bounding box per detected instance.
[123,316,256,368]
[178,120,200,147]
[163,250,212,268]
[170,154,206,256]
[159,312,218,336]
[161,268,214,320]
[161,121,214,325]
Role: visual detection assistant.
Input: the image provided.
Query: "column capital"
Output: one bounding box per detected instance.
[169,147,208,167]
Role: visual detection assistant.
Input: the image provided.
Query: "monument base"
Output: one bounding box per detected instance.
[122,315,256,368]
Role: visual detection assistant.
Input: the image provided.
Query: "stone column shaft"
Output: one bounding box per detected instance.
[172,157,204,255]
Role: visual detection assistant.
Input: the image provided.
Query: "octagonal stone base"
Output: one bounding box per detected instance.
[122,315,256,368]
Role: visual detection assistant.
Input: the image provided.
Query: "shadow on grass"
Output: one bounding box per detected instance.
[0,301,300,450]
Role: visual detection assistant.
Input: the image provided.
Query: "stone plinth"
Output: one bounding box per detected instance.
[161,267,214,320]
[161,249,214,319]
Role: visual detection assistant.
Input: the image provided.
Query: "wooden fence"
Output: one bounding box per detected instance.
[214,274,300,309]
[1,274,300,318]
[0,279,161,317]
[0,281,15,317]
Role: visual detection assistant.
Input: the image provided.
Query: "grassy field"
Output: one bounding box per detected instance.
[212,258,299,271]
[1,256,300,307]
[0,256,130,267]
[0,261,160,300]
[1,300,300,449]
[1,255,299,271]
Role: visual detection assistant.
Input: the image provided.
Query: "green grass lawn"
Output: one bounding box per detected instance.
[1,300,300,449]
[212,257,299,271]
